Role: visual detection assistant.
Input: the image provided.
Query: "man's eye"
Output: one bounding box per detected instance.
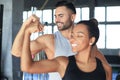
[59,15,63,17]
[59,14,63,17]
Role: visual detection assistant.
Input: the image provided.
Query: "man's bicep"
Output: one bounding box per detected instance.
[93,45,107,63]
[30,39,45,55]
[96,50,109,64]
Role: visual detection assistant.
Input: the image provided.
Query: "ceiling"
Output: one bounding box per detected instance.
[24,0,87,10]
[24,0,120,11]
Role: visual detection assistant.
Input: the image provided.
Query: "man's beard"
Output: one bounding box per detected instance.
[57,21,73,31]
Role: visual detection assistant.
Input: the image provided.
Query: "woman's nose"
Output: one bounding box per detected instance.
[68,34,74,42]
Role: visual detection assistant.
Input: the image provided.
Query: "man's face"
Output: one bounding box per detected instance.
[55,6,74,31]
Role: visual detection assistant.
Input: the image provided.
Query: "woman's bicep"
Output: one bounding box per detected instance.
[26,59,59,74]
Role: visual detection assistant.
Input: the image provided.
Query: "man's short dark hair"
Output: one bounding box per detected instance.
[55,0,76,14]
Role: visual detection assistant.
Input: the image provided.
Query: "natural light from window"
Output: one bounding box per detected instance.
[95,6,120,49]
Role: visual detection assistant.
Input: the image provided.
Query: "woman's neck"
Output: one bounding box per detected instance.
[75,48,92,64]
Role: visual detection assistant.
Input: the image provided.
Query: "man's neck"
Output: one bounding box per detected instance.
[60,26,74,39]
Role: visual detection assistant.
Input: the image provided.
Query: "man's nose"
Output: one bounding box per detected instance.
[55,17,60,23]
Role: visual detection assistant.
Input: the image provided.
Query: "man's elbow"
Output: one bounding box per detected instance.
[11,49,21,57]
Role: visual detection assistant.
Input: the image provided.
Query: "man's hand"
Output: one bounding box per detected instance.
[23,14,40,27]
[23,15,44,35]
[11,14,44,57]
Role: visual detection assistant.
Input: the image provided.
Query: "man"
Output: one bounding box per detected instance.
[11,0,112,80]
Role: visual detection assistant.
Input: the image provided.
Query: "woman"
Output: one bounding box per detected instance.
[21,19,107,80]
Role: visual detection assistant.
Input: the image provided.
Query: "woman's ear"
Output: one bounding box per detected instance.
[89,37,95,46]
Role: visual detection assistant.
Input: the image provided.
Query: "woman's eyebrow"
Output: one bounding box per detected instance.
[77,31,84,34]
[76,31,88,36]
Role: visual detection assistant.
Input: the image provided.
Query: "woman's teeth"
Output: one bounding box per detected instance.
[72,44,77,47]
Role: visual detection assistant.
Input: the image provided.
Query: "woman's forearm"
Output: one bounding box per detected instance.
[21,31,33,72]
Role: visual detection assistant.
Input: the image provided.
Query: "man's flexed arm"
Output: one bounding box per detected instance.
[11,15,43,57]
[92,45,112,80]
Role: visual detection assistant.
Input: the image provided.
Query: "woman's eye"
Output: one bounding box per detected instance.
[77,35,82,37]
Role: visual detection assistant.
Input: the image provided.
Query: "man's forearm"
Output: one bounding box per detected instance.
[106,64,112,80]
[11,25,25,57]
[11,15,42,57]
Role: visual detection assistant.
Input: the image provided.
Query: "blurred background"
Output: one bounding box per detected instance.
[0,0,120,80]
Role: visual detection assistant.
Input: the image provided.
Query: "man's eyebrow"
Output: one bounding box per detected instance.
[58,14,63,16]
[54,14,63,17]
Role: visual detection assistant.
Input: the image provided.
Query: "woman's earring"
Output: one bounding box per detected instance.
[90,43,92,45]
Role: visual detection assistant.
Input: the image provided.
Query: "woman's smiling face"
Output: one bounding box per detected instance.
[69,24,91,53]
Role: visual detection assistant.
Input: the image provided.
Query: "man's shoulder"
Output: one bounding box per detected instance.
[37,34,54,39]
[35,34,54,46]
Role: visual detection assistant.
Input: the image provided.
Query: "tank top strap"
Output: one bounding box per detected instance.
[68,56,76,62]
[68,56,77,69]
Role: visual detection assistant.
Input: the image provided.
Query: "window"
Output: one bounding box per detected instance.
[43,25,52,34]
[106,25,120,49]
[95,7,105,22]
[97,25,105,48]
[95,6,120,49]
[23,11,28,22]
[53,25,58,33]
[75,7,89,22]
[74,8,81,23]
[42,9,52,23]
[81,7,89,20]
[107,6,120,21]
